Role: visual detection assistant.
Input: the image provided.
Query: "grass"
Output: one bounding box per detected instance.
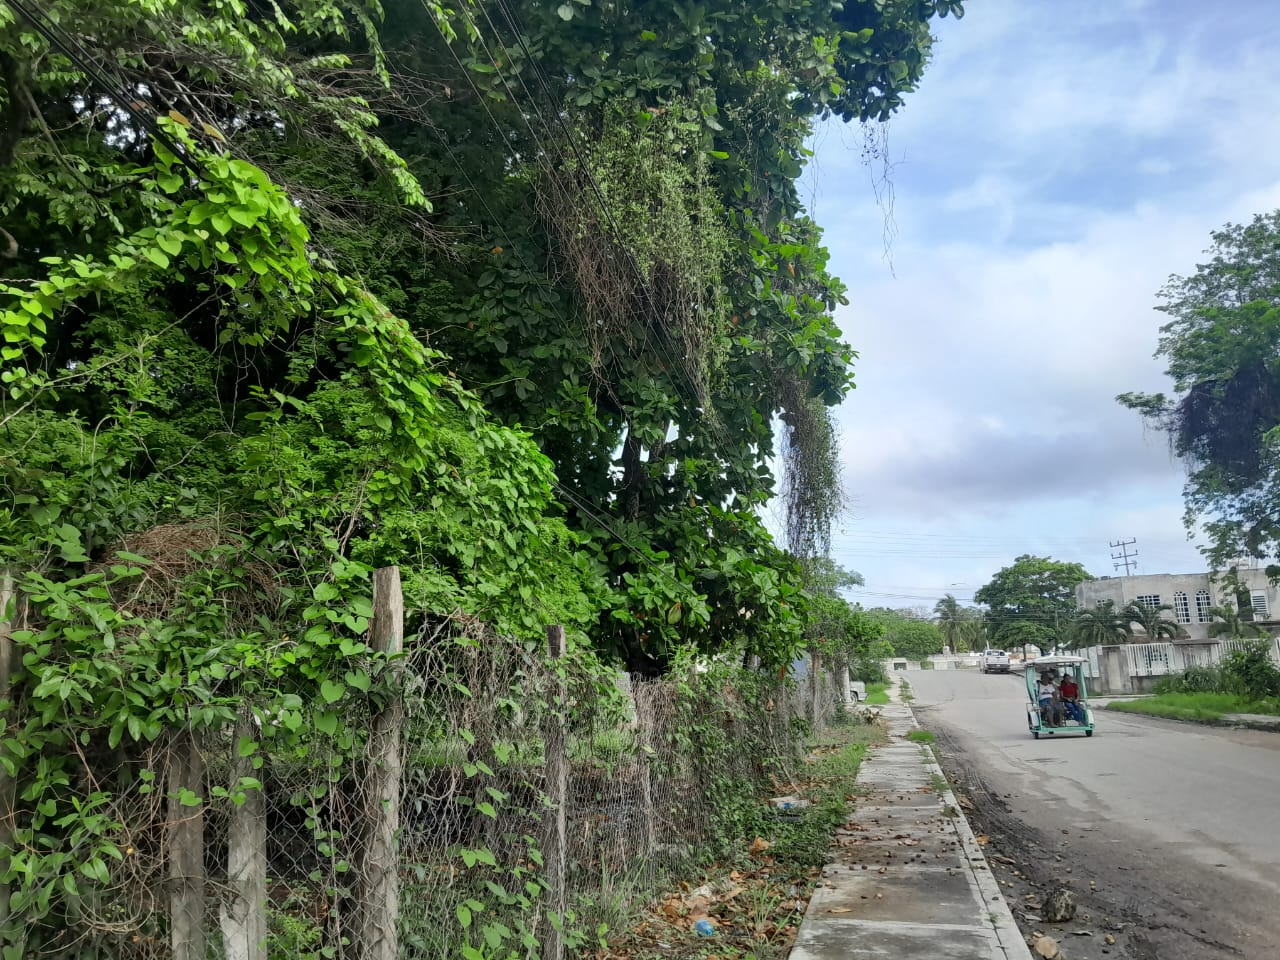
[899,679,913,703]
[864,682,890,705]
[599,720,886,959]
[1107,691,1280,722]
[905,729,935,744]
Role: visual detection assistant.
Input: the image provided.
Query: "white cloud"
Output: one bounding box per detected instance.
[811,0,1280,598]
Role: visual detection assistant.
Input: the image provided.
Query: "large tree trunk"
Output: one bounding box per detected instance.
[619,427,645,522]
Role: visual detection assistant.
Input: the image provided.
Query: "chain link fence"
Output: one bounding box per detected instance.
[1,575,848,960]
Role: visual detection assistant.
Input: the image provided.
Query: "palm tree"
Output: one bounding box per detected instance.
[1069,600,1132,648]
[933,594,965,651]
[1122,601,1181,642]
[1207,604,1268,640]
[957,614,988,653]
[933,594,985,652]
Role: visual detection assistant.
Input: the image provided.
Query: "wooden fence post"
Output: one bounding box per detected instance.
[541,625,568,960]
[169,730,206,960]
[359,566,404,960]
[219,710,267,960]
[0,574,17,932]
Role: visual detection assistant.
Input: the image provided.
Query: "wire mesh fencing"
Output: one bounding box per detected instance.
[1,574,846,960]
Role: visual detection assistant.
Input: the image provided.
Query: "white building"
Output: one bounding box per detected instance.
[1075,569,1280,642]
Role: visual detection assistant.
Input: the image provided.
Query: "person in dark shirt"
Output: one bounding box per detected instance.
[1058,675,1086,724]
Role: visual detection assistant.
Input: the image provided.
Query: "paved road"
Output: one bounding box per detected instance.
[905,668,1280,959]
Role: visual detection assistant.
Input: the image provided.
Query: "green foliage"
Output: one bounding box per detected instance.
[974,555,1092,650]
[365,0,962,673]
[1118,210,1280,569]
[863,681,891,705]
[1121,601,1181,642]
[1108,691,1280,722]
[801,563,880,671]
[1145,644,1280,703]
[1207,603,1268,640]
[267,895,325,960]
[0,0,964,946]
[932,593,985,652]
[867,609,944,660]
[1153,664,1226,695]
[0,123,603,952]
[851,639,892,685]
[1070,600,1132,649]
[1221,640,1280,700]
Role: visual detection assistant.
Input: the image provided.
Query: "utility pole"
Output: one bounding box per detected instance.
[1110,538,1138,575]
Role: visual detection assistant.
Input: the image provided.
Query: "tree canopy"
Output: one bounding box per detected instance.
[932,593,986,652]
[974,555,1092,651]
[1118,210,1280,570]
[0,0,971,947]
[1,0,965,675]
[867,608,945,660]
[1069,600,1132,648]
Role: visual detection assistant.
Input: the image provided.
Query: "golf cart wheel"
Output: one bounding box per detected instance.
[1085,729,1093,737]
[1032,731,1040,739]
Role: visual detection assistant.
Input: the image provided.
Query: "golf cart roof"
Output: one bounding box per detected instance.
[1025,655,1086,671]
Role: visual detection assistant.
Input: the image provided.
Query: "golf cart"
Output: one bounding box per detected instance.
[1025,655,1094,739]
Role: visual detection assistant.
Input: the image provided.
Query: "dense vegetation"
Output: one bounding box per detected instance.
[2,0,962,672]
[0,0,963,951]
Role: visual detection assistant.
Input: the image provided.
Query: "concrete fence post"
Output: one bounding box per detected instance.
[541,625,568,960]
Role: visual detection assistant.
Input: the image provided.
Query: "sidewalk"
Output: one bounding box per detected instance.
[791,682,1032,960]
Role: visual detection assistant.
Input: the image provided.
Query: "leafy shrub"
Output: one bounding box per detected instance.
[1220,641,1280,700]
[1154,664,1225,694]
[850,640,892,684]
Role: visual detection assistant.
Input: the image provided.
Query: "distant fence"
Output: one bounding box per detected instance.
[1078,638,1280,691]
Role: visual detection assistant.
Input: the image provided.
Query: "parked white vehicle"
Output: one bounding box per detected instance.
[981,649,1010,674]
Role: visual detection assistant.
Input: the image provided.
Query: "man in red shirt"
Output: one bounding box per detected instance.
[1058,675,1086,724]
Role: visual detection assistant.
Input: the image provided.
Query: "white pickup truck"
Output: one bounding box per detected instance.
[980,649,1010,674]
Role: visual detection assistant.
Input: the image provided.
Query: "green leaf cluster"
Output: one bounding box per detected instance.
[1118,210,1280,569]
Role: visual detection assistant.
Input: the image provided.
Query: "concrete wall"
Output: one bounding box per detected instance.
[1083,638,1280,695]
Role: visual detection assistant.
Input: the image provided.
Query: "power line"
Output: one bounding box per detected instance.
[445,1,715,427]
[4,0,207,181]
[1110,538,1138,575]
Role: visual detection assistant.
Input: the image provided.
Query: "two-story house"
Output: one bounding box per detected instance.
[1075,569,1280,642]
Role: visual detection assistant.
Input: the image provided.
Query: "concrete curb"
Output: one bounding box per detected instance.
[790,679,1033,960]
[901,700,1032,959]
[1103,703,1280,732]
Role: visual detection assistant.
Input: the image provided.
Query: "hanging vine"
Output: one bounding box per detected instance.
[538,100,731,411]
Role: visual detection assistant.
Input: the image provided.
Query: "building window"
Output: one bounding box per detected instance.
[1195,589,1212,622]
[1173,591,1191,624]
[1252,592,1269,618]
[1135,594,1161,610]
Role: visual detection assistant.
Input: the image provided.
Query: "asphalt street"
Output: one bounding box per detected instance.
[906,667,1280,959]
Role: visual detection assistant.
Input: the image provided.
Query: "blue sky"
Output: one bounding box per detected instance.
[801,0,1280,610]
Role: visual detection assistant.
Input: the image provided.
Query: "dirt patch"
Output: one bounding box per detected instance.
[929,723,1262,960]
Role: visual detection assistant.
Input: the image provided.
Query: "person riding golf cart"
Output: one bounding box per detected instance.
[1024,655,1094,739]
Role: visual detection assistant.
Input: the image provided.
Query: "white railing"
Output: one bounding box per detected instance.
[1080,638,1280,678]
[1123,642,1176,676]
